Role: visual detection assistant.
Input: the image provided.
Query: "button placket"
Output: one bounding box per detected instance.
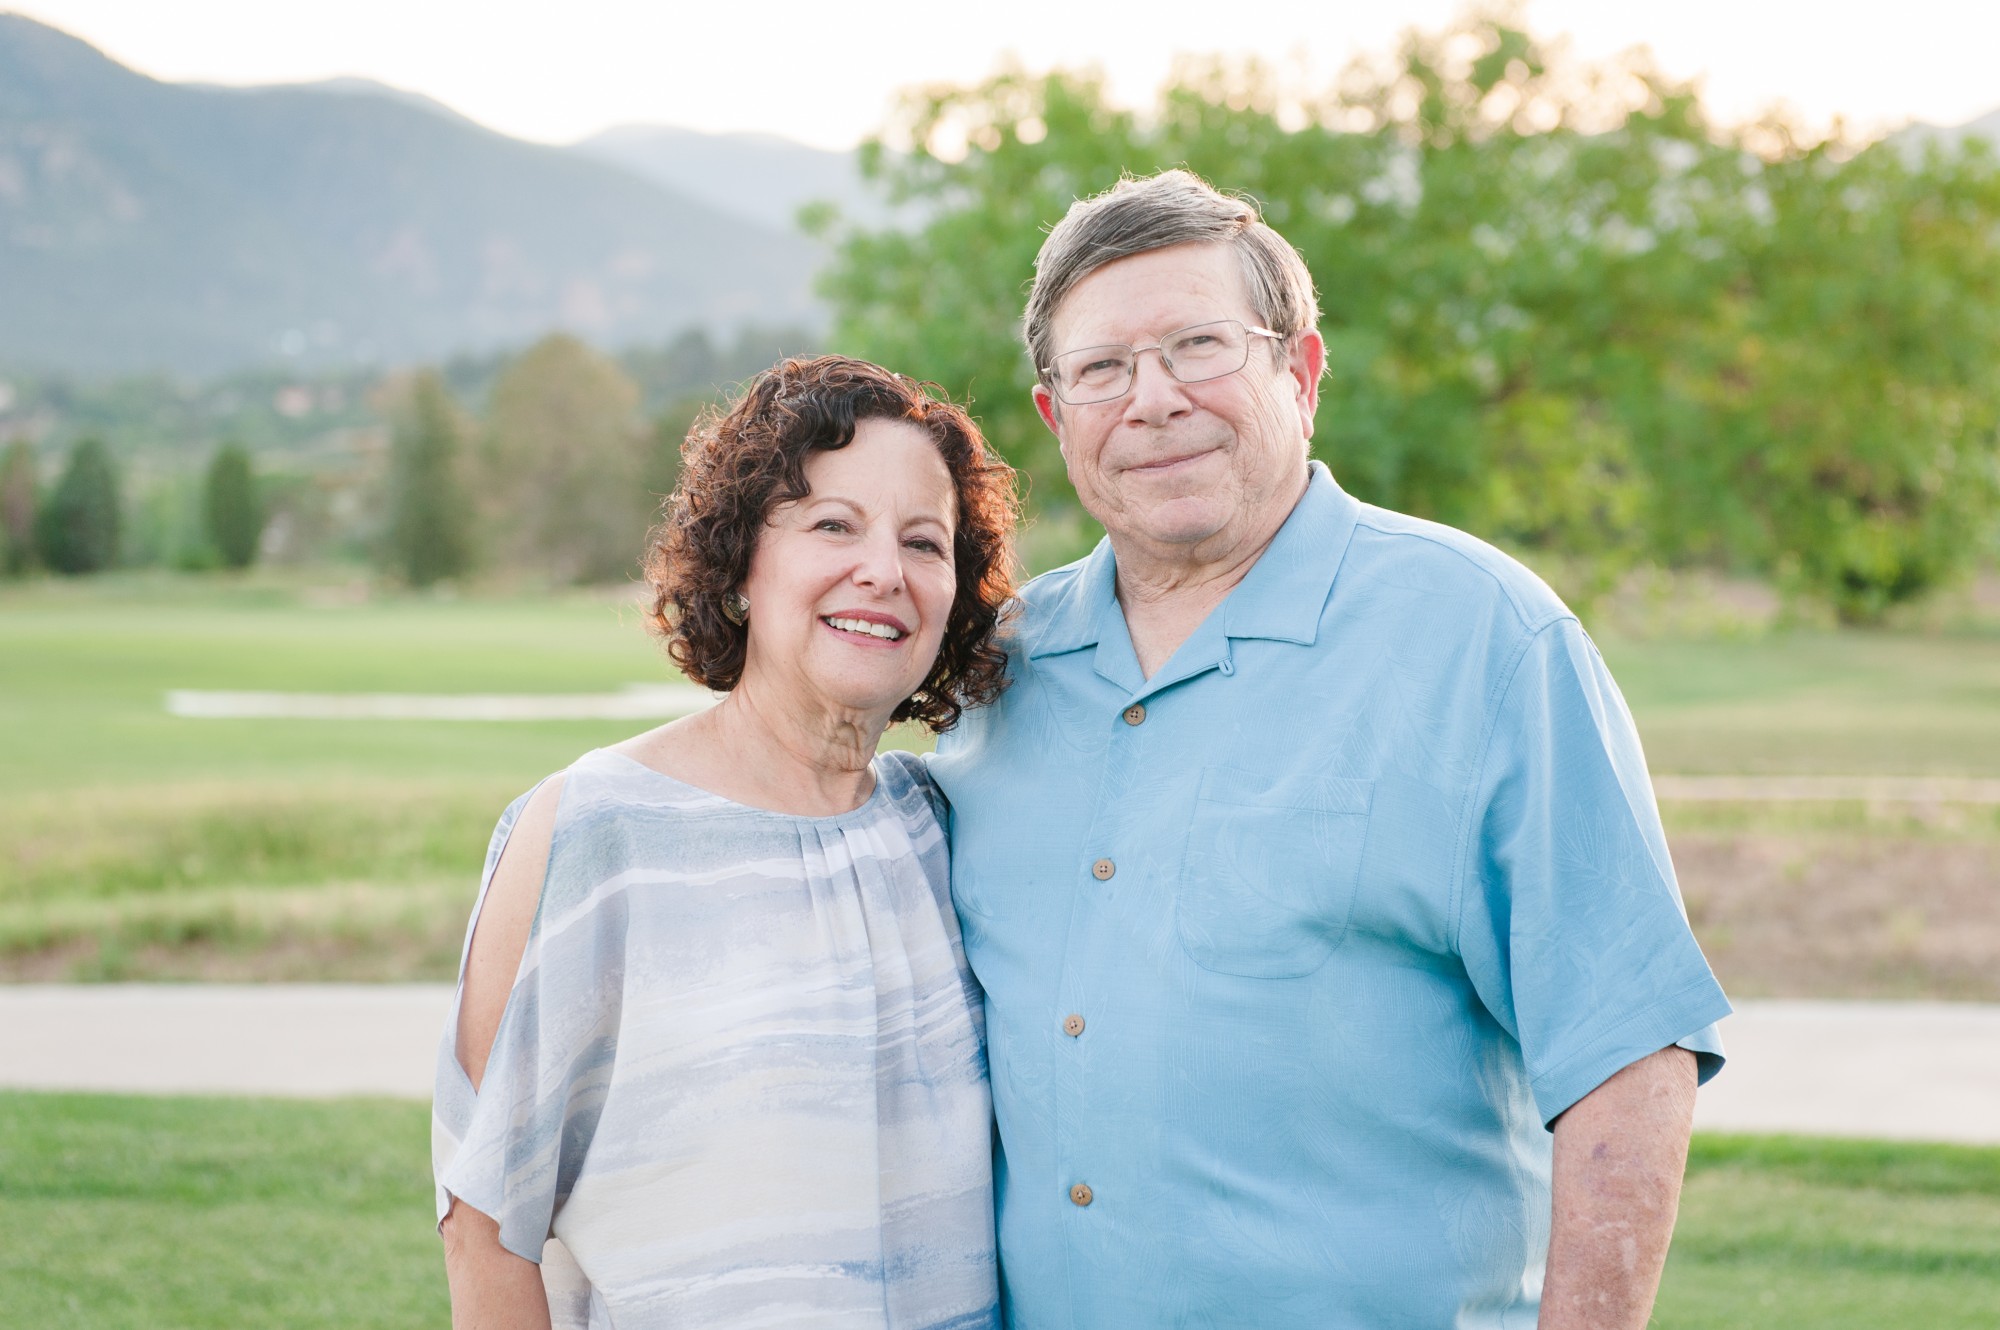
[1054,682,1146,1259]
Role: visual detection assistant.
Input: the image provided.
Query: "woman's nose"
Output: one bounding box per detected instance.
[851,530,905,593]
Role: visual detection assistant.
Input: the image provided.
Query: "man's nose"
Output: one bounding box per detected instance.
[1124,347,1190,423]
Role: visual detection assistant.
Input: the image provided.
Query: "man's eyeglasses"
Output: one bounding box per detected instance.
[1041,319,1287,406]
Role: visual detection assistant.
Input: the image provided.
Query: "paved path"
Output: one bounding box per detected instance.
[1,986,1996,1144]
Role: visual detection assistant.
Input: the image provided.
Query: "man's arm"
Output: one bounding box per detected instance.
[1539,1045,1699,1330]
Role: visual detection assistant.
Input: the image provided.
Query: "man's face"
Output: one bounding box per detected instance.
[1033,242,1324,565]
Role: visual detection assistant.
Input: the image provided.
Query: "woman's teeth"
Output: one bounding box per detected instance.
[824,616,904,640]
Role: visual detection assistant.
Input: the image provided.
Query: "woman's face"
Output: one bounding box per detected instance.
[736,418,959,724]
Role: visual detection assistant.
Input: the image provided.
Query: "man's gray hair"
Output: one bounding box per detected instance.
[1023,169,1321,382]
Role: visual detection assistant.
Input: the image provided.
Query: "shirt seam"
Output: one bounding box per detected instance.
[1446,612,1579,956]
[1350,507,1560,628]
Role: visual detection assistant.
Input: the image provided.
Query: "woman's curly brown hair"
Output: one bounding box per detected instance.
[644,355,1020,732]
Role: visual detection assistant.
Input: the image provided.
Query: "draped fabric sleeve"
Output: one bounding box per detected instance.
[431,775,628,1264]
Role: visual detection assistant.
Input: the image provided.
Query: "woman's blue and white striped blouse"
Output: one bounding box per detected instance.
[432,747,998,1329]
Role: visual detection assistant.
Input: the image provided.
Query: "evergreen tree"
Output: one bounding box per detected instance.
[203,441,263,569]
[0,440,36,575]
[37,437,121,574]
[386,371,474,587]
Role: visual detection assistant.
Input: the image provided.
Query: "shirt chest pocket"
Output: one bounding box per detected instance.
[1176,767,1374,979]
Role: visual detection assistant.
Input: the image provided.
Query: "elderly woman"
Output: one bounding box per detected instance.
[432,356,1018,1329]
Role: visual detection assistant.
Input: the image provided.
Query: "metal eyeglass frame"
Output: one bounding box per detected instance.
[1040,319,1288,405]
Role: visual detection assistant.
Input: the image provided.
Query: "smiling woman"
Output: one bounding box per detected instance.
[430,355,1018,1330]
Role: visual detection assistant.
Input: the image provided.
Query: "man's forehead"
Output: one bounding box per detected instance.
[1050,242,1252,344]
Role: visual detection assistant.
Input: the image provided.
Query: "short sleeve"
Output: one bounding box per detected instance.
[1454,617,1731,1128]
[431,780,625,1263]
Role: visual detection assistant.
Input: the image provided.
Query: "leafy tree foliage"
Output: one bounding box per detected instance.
[0,440,36,575]
[384,371,475,588]
[816,13,2000,617]
[480,334,648,584]
[202,441,263,569]
[37,437,120,574]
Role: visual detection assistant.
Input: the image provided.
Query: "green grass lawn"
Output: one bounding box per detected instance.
[1657,1135,2000,1328]
[0,571,665,797]
[1,1091,1992,1328]
[1599,630,2000,777]
[5,570,1997,796]
[0,1092,446,1329]
[3,570,1998,979]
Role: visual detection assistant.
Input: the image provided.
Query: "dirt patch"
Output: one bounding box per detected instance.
[1677,834,2000,1001]
[5,831,1994,995]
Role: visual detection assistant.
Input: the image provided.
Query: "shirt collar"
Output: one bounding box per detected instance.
[1026,461,1359,658]
[1220,461,1358,647]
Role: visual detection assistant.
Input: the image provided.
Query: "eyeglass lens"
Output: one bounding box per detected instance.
[1050,320,1254,404]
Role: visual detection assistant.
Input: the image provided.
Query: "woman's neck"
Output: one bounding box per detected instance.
[620,679,889,817]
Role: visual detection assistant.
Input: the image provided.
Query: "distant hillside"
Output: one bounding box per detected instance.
[1893,106,2000,152]
[570,125,883,233]
[0,14,821,376]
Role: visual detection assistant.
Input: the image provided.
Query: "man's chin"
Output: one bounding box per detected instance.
[1122,497,1233,548]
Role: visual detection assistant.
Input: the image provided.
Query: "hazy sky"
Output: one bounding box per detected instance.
[11,0,1995,149]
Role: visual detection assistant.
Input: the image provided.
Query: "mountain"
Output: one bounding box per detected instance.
[1892,106,2000,152]
[1939,107,2000,145]
[570,125,883,234]
[0,14,821,376]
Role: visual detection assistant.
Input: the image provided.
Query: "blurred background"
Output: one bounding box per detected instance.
[2,1,1998,1325]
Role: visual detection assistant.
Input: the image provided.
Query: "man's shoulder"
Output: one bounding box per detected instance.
[1004,555,1093,640]
[1343,501,1573,637]
[1017,555,1091,605]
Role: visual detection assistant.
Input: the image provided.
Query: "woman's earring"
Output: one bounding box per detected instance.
[721,591,750,626]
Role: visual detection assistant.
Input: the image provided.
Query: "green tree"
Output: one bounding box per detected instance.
[645,394,710,504]
[0,440,36,575]
[480,334,647,584]
[202,441,263,570]
[1703,134,2000,620]
[816,11,2000,614]
[37,437,121,574]
[384,371,475,588]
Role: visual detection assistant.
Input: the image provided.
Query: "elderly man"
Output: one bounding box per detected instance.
[928,170,1730,1328]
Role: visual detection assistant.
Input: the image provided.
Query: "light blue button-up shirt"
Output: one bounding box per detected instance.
[930,463,1729,1328]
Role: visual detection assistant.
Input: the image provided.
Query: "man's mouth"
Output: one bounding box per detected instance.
[822,615,907,641]
[1129,446,1215,474]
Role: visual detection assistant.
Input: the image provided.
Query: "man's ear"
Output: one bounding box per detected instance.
[1287,329,1326,440]
[1032,383,1065,446]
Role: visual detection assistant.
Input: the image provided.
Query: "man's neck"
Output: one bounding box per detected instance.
[1111,475,1308,678]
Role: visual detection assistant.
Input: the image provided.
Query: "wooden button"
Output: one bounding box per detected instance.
[1062,1014,1085,1037]
[1091,858,1115,881]
[1122,703,1146,726]
[1070,1183,1093,1207]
